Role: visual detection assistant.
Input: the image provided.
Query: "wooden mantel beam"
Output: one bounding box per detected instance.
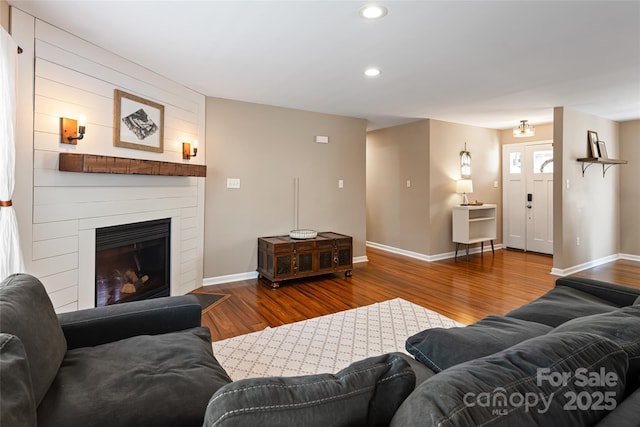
[59,153,206,177]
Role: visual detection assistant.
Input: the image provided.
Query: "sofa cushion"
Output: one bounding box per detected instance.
[594,386,640,427]
[37,327,231,427]
[0,334,37,427]
[552,305,640,384]
[203,352,415,427]
[405,315,552,372]
[391,332,627,427]
[0,273,67,405]
[506,285,619,327]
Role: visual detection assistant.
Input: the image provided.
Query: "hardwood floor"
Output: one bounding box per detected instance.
[196,247,640,342]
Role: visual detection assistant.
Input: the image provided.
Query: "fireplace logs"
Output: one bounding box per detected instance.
[120,269,150,294]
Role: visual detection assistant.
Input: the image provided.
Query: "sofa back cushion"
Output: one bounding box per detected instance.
[391,332,628,427]
[506,285,619,327]
[555,276,640,307]
[0,274,67,405]
[0,333,37,427]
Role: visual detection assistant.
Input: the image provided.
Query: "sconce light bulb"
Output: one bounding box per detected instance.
[193,140,198,149]
[79,113,86,127]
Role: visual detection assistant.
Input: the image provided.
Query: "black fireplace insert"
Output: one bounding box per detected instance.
[95,218,170,307]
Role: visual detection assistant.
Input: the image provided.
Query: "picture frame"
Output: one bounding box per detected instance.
[114,89,164,153]
[587,130,600,158]
[598,141,608,159]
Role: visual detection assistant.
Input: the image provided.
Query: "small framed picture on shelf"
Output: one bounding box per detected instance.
[587,130,600,158]
[598,141,608,159]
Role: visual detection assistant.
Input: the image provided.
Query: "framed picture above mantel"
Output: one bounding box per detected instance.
[114,89,164,153]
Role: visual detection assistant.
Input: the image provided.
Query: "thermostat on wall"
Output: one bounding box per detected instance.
[315,136,329,144]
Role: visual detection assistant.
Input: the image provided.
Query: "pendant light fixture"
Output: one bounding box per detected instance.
[513,120,535,138]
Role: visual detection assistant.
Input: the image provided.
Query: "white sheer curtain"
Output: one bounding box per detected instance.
[0,27,25,280]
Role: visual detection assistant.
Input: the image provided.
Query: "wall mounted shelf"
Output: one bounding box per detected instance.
[59,153,206,177]
[577,158,627,177]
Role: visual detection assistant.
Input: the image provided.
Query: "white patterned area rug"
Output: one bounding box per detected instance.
[212,298,464,381]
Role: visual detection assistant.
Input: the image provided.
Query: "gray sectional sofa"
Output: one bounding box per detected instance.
[2,273,639,426]
[202,276,640,426]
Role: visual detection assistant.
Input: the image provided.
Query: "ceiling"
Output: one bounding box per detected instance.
[9,0,640,131]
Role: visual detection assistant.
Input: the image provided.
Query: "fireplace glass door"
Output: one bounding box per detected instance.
[95,218,170,306]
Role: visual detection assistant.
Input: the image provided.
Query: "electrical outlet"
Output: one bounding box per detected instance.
[576,237,580,246]
[406,180,411,188]
[338,179,344,189]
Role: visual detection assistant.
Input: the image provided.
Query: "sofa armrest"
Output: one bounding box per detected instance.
[58,295,202,349]
[555,276,640,307]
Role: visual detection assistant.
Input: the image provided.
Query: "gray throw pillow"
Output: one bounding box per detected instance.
[0,274,67,405]
[391,332,627,427]
[0,334,37,427]
[406,315,552,372]
[204,352,416,427]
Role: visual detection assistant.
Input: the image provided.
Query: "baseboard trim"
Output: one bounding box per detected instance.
[366,241,502,262]
[202,271,259,286]
[550,254,621,277]
[620,253,640,262]
[203,256,368,286]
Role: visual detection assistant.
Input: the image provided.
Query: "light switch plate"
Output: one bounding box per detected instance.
[227,178,241,189]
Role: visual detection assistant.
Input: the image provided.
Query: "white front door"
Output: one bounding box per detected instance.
[502,142,553,254]
[525,144,553,254]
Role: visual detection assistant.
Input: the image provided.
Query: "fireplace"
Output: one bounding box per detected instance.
[95,218,170,307]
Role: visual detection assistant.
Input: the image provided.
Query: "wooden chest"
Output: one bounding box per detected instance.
[257,232,353,288]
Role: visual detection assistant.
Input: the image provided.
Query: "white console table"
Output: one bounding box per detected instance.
[452,204,497,260]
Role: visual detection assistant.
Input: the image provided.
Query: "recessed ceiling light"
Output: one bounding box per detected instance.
[359,4,388,20]
[364,68,381,77]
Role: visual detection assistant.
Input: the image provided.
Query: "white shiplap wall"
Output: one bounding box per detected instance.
[13,10,206,312]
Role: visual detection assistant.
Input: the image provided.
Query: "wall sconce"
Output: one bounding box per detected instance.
[60,114,86,144]
[182,140,198,160]
[460,142,471,178]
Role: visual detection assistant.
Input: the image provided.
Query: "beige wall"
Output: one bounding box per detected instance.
[366,120,430,254]
[430,120,502,255]
[620,119,640,256]
[500,123,554,145]
[204,98,367,279]
[553,107,620,272]
[366,119,501,258]
[1,0,9,32]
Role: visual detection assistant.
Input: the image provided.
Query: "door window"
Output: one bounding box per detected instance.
[510,152,522,174]
[533,150,553,174]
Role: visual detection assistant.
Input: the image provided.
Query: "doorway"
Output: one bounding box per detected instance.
[502,142,553,254]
